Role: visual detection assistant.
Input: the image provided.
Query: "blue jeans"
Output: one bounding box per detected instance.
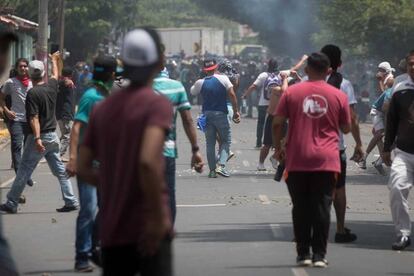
[165,157,176,225]
[6,132,78,209]
[75,178,98,262]
[256,106,268,147]
[205,111,230,171]
[8,121,34,186]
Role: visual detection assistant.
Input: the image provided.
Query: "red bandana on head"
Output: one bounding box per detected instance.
[16,75,30,88]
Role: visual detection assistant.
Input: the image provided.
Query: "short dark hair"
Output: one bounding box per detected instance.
[307,52,331,74]
[93,55,117,82]
[406,50,414,61]
[267,58,278,73]
[62,66,73,77]
[14,58,29,70]
[124,27,163,87]
[321,44,342,70]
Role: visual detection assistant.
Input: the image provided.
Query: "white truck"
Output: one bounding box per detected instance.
[157,27,224,56]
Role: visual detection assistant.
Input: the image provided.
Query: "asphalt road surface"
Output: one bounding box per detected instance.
[1,108,414,276]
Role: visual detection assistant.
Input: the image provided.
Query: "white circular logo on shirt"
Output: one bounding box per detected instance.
[303,95,328,118]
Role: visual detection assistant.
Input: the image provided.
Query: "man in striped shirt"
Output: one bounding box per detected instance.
[153,68,204,225]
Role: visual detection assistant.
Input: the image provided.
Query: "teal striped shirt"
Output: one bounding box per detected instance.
[153,71,191,158]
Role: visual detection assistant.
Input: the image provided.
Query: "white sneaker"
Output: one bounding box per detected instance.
[269,156,278,170]
[257,163,266,171]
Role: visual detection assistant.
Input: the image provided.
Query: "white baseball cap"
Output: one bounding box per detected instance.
[378,61,395,73]
[28,60,45,78]
[121,29,159,67]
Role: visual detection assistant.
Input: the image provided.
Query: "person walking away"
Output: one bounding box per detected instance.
[0,52,78,214]
[320,45,364,243]
[273,53,351,267]
[66,56,118,272]
[383,50,414,251]
[56,67,76,160]
[78,28,174,276]
[153,65,204,225]
[191,59,240,178]
[359,62,395,174]
[0,58,35,187]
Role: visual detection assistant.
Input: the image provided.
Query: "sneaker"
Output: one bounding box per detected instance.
[75,261,94,273]
[227,151,235,162]
[357,159,367,169]
[56,205,78,213]
[373,161,386,176]
[0,204,17,214]
[335,228,357,243]
[269,156,278,170]
[313,254,328,268]
[216,166,230,177]
[208,170,218,178]
[392,236,411,251]
[296,255,312,267]
[257,163,266,171]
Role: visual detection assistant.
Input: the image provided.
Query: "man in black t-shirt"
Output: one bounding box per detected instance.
[0,52,78,214]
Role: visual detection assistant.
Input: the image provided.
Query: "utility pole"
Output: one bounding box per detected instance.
[58,0,65,54]
[36,0,48,80]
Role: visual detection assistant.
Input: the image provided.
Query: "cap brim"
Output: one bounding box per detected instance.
[203,64,218,72]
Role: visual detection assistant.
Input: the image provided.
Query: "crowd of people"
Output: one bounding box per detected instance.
[0,26,413,275]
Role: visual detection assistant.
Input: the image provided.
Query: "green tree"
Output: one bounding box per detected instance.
[316,0,414,61]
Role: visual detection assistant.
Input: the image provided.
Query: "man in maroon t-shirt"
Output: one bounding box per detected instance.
[273,53,351,268]
[77,28,173,276]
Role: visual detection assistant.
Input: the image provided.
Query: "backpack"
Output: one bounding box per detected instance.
[263,73,282,101]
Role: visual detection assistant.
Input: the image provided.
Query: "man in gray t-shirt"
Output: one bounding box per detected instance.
[0,58,34,187]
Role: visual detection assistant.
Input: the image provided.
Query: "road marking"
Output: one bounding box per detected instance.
[249,177,258,183]
[177,204,226,208]
[269,224,282,238]
[259,194,271,205]
[0,177,15,188]
[242,160,250,167]
[292,268,309,276]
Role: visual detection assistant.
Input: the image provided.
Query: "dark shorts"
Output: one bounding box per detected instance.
[337,150,347,189]
[263,114,274,146]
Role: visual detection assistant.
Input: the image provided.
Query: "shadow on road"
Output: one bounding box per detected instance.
[178,220,412,252]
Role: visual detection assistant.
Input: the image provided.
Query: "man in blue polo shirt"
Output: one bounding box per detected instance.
[191,59,240,178]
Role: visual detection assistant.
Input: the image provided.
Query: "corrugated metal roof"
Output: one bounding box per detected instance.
[0,14,38,32]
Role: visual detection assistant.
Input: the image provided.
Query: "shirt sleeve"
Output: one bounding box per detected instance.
[339,95,351,127]
[25,92,39,118]
[48,78,59,92]
[216,74,234,90]
[147,96,173,131]
[341,80,357,105]
[190,79,203,96]
[177,84,191,111]
[384,93,399,152]
[253,72,268,87]
[274,90,289,117]
[75,93,93,124]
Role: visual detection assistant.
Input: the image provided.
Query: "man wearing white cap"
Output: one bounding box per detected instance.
[78,28,173,275]
[358,61,394,174]
[0,52,79,214]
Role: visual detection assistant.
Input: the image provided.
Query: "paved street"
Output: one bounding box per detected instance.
[1,108,414,276]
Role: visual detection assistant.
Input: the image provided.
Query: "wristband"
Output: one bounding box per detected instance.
[192,146,200,153]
